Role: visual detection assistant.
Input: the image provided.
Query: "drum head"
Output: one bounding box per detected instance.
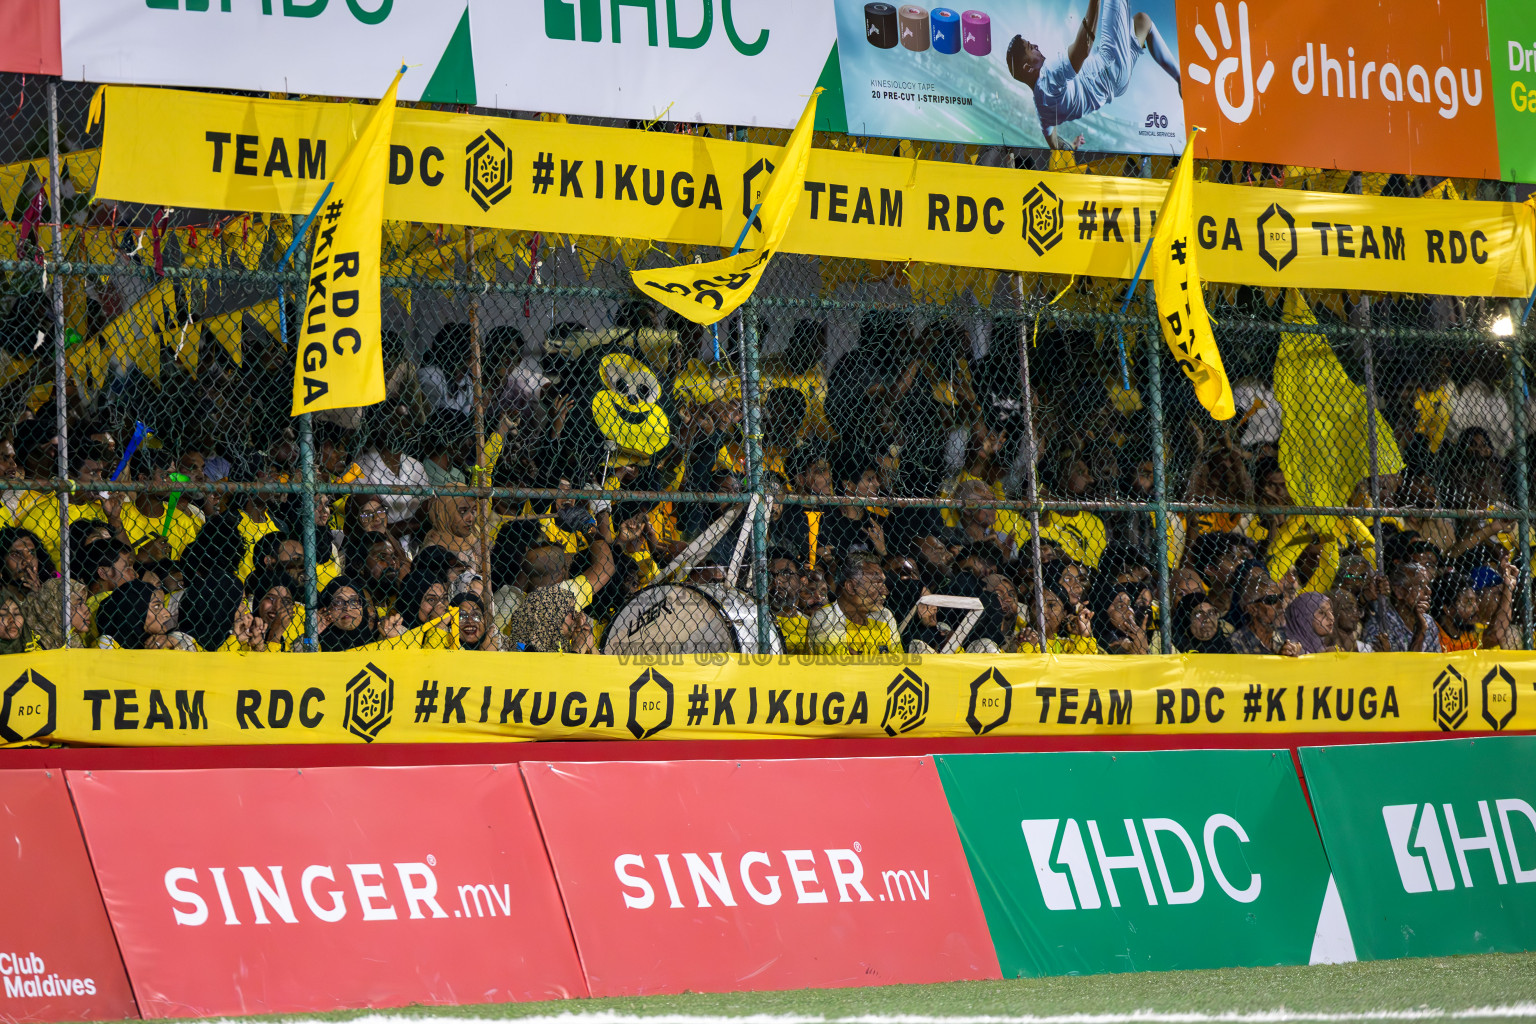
[600,584,783,655]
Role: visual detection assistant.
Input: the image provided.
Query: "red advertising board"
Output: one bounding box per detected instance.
[67,765,587,1018]
[0,1,61,75]
[525,756,1000,996]
[0,770,137,1023]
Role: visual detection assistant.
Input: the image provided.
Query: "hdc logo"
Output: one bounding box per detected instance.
[543,0,768,55]
[1382,799,1536,893]
[1020,814,1261,910]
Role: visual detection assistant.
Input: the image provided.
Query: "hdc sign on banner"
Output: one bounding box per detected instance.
[936,750,1342,977]
[0,770,138,1023]
[68,766,587,1018]
[1302,737,1536,960]
[524,757,1000,996]
[1178,0,1499,179]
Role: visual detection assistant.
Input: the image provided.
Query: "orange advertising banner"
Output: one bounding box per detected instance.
[1178,0,1500,179]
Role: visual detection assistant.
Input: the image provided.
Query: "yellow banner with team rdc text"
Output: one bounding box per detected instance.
[93,86,1536,297]
[1,650,1532,747]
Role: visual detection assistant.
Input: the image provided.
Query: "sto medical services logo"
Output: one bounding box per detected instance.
[1021,182,1064,256]
[1185,1,1274,126]
[881,669,929,737]
[1432,664,1469,732]
[0,669,56,744]
[344,663,394,742]
[464,129,513,211]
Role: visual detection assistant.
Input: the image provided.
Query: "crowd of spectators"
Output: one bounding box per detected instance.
[0,295,1524,657]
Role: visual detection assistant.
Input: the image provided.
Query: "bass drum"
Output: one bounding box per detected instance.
[600,583,784,655]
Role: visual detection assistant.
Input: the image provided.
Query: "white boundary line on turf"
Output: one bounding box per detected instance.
[184,1007,1536,1024]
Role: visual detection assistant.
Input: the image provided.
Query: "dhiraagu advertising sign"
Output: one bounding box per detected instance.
[1301,737,1536,960]
[1487,0,1536,182]
[935,749,1346,977]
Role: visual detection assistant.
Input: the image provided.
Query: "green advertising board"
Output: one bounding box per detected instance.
[935,750,1340,977]
[1488,0,1536,181]
[1301,736,1536,960]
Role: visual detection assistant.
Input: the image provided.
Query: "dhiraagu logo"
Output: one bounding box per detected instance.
[145,0,395,24]
[543,0,769,54]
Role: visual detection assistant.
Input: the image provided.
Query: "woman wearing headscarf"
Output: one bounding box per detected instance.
[420,491,481,567]
[1088,578,1152,654]
[177,574,253,652]
[0,588,38,654]
[450,592,496,650]
[1171,593,1235,654]
[95,580,173,650]
[383,569,454,649]
[22,577,88,649]
[0,527,53,595]
[1284,591,1336,654]
[318,575,390,652]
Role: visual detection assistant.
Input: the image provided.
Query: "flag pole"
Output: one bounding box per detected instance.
[1114,237,1155,391]
[712,202,762,361]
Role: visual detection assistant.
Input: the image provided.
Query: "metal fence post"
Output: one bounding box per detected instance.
[1360,329,1385,568]
[741,300,771,651]
[1013,276,1046,645]
[297,414,319,650]
[1143,296,1172,653]
[1511,325,1533,650]
[467,231,494,620]
[47,82,71,645]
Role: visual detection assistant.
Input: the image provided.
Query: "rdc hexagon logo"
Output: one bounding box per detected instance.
[1257,202,1298,272]
[464,129,512,211]
[881,668,929,737]
[1432,664,1469,732]
[1481,665,1517,731]
[626,669,674,739]
[0,669,55,744]
[966,667,1012,735]
[1021,182,1064,256]
[742,157,774,233]
[344,663,394,742]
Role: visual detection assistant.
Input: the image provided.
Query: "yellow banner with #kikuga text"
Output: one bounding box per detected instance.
[91,86,1536,297]
[1,650,1532,747]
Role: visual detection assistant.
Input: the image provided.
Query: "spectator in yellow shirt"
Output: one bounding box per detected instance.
[809,554,904,655]
[117,448,202,559]
[768,550,809,655]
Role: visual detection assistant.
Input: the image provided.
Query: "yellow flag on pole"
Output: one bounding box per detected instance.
[630,89,822,326]
[291,69,403,416]
[1150,132,1234,420]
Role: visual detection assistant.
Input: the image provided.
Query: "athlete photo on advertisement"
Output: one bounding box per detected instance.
[1004,0,1179,149]
[834,0,1183,151]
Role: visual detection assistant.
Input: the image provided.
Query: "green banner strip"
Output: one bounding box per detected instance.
[1300,736,1536,960]
[935,749,1340,977]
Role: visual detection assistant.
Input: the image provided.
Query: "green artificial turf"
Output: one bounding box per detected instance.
[145,952,1536,1024]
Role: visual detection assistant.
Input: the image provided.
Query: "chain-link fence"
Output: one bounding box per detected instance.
[0,72,1530,658]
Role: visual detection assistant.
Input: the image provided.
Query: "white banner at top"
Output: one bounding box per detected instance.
[59,0,837,127]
